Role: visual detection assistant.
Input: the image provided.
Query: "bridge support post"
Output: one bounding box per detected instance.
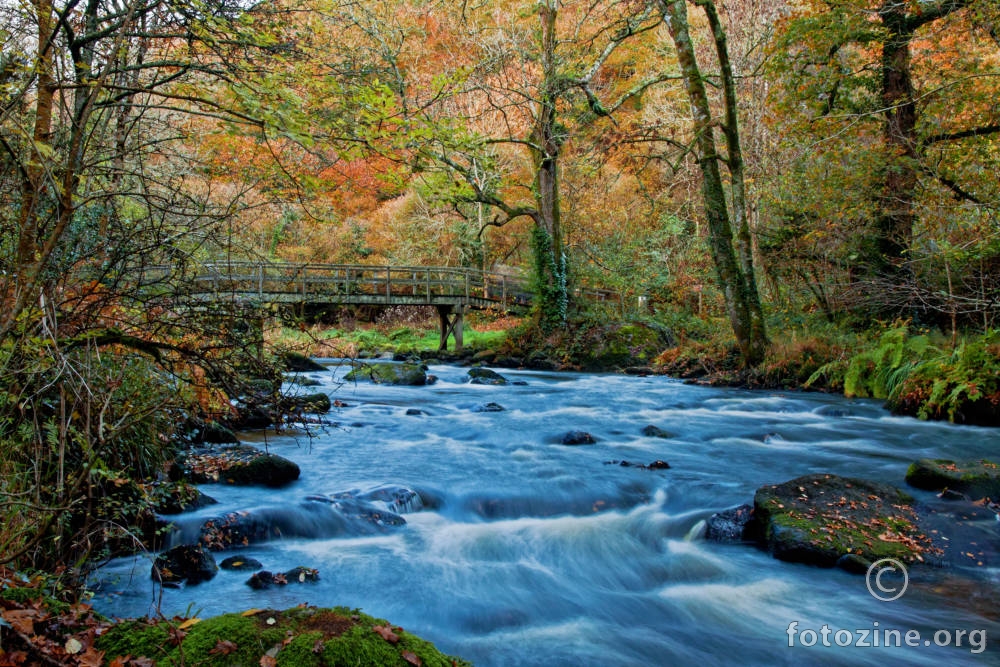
[437,305,464,352]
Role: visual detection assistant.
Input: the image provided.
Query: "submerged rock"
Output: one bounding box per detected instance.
[905,458,1000,499]
[605,459,671,471]
[152,544,217,585]
[641,424,675,439]
[468,367,509,385]
[560,431,597,445]
[219,555,263,571]
[473,402,506,413]
[195,498,407,550]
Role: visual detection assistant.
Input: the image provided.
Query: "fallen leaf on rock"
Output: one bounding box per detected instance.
[242,608,266,617]
[65,637,84,654]
[260,656,277,667]
[177,617,200,630]
[403,650,422,666]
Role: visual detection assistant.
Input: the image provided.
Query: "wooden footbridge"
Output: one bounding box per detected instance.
[139,262,621,351]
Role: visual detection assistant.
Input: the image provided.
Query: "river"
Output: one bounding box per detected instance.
[91,363,1000,665]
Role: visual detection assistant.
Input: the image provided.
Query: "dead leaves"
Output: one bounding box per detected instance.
[209,639,239,656]
[373,624,401,644]
[0,587,112,667]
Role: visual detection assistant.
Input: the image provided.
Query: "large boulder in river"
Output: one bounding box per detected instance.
[182,444,300,488]
[468,367,509,385]
[152,544,217,585]
[345,362,427,386]
[905,458,1000,499]
[751,473,939,568]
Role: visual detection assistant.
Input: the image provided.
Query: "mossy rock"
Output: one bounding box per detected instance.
[279,391,333,414]
[202,420,239,444]
[96,606,472,667]
[283,352,328,372]
[905,458,1000,499]
[752,473,938,568]
[184,445,300,488]
[152,544,218,585]
[345,362,427,386]
[575,323,673,371]
[467,367,508,385]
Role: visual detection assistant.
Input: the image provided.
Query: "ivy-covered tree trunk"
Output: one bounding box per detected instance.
[532,0,569,331]
[663,0,768,365]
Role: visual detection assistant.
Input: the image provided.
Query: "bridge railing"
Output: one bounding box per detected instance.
[136,261,626,311]
[138,262,534,308]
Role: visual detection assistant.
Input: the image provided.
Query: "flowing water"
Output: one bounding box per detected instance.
[92,363,1000,665]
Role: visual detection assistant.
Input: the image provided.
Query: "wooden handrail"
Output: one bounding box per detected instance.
[135,261,621,311]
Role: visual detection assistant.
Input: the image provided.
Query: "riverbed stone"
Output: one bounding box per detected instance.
[152,544,218,585]
[705,504,756,542]
[345,362,427,386]
[560,431,597,445]
[220,555,263,571]
[905,458,1000,499]
[751,473,938,568]
[278,391,332,414]
[468,367,509,385]
[201,420,239,444]
[641,424,675,439]
[198,498,407,550]
[473,402,505,413]
[183,444,300,488]
[151,481,218,515]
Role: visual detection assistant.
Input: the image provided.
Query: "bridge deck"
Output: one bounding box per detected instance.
[141,262,533,310]
[138,262,621,351]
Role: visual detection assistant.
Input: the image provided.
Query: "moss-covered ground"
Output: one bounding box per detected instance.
[96,606,470,667]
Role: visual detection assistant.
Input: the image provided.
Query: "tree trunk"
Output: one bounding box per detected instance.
[532,0,569,330]
[872,2,919,282]
[663,0,767,365]
[699,0,767,356]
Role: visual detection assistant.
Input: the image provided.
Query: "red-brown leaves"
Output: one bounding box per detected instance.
[373,624,401,644]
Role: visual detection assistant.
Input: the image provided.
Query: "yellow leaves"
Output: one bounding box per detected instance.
[177,617,201,630]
